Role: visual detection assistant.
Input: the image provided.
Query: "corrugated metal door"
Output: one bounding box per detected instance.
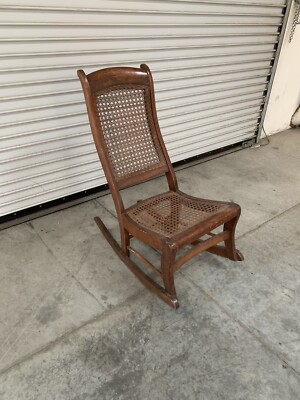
[0,0,287,217]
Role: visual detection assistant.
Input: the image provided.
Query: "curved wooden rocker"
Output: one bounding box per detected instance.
[78,64,243,309]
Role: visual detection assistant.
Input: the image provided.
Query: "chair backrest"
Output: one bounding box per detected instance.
[78,64,177,212]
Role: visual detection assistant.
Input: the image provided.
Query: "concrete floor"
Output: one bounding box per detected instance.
[0,129,300,399]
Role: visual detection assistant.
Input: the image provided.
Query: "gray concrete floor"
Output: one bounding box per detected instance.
[1,129,300,399]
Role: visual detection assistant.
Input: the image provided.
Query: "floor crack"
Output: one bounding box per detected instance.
[237,201,300,240]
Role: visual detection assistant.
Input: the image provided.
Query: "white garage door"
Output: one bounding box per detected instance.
[0,0,287,217]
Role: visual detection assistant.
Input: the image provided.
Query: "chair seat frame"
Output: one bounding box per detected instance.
[78,64,243,309]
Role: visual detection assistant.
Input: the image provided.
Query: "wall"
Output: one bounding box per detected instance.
[264,1,300,135]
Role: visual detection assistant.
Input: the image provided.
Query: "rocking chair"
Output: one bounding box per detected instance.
[78,64,243,309]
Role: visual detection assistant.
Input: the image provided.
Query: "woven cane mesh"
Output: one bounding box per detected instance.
[96,86,166,181]
[127,192,228,238]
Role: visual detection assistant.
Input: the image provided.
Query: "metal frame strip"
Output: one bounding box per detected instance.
[256,0,292,142]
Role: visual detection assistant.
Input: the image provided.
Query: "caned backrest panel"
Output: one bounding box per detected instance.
[95,84,167,184]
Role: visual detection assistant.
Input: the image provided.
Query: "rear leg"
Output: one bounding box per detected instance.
[120,226,130,257]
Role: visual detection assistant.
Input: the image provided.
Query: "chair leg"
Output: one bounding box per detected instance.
[161,243,179,307]
[120,226,130,256]
[224,216,244,261]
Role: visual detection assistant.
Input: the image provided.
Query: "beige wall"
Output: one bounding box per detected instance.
[264,1,300,135]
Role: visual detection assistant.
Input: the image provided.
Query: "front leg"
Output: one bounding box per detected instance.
[161,242,179,305]
[224,215,244,261]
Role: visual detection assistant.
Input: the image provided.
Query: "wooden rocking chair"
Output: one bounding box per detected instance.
[78,64,243,309]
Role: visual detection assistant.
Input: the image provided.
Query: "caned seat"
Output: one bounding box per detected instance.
[125,191,237,240]
[78,64,243,308]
